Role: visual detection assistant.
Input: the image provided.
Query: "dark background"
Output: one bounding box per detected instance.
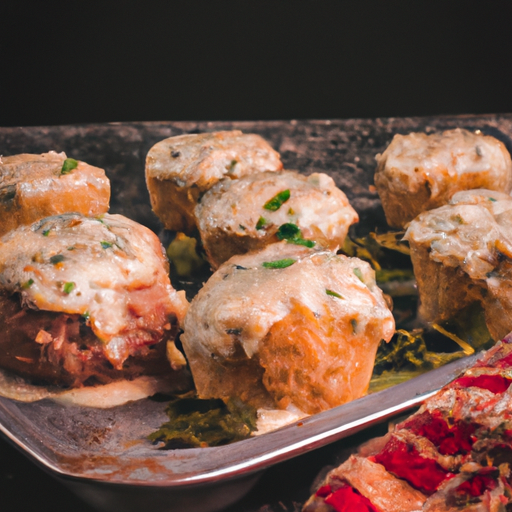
[2,1,512,127]
[1,1,512,511]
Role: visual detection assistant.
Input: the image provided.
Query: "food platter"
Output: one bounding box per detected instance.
[1,115,512,512]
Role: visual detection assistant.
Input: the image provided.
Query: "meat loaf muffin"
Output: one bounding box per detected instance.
[195,170,359,268]
[180,242,394,415]
[0,151,110,237]
[375,128,512,228]
[145,130,283,233]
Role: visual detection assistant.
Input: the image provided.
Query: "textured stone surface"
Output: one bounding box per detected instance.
[2,115,511,236]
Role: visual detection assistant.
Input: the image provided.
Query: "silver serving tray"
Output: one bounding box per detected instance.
[0,355,478,512]
[1,116,511,511]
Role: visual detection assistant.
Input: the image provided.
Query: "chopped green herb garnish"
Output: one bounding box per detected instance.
[60,158,78,175]
[21,278,34,289]
[226,159,238,172]
[262,258,296,269]
[276,223,316,248]
[489,197,497,202]
[256,216,269,230]
[49,254,65,265]
[264,189,290,211]
[453,214,465,225]
[239,224,246,231]
[353,267,364,282]
[42,229,50,237]
[288,207,295,215]
[277,223,300,239]
[67,246,75,251]
[326,289,344,299]
[82,311,90,320]
[100,241,113,249]
[350,319,358,334]
[63,282,75,294]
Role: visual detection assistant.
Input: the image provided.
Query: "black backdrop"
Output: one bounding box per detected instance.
[1,2,512,511]
[2,0,512,127]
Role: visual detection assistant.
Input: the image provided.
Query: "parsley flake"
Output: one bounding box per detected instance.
[21,278,34,289]
[262,258,296,269]
[60,158,78,175]
[489,197,497,202]
[42,229,50,237]
[63,282,75,294]
[256,216,269,230]
[326,289,344,299]
[276,223,315,248]
[100,241,113,249]
[264,189,290,211]
[50,254,65,265]
[353,267,365,283]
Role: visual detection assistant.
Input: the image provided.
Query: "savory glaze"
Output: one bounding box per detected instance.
[181,242,394,415]
[145,131,283,233]
[375,129,512,228]
[195,170,359,268]
[0,152,110,237]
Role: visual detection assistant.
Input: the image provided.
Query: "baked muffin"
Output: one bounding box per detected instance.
[180,242,394,415]
[195,170,359,268]
[145,130,282,233]
[0,151,110,237]
[375,129,512,228]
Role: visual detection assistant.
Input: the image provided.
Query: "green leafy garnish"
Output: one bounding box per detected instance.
[369,328,466,393]
[42,229,50,237]
[100,241,113,249]
[60,158,78,175]
[276,223,315,248]
[264,189,290,211]
[326,289,344,299]
[256,216,269,230]
[82,311,90,320]
[262,258,296,269]
[49,254,65,265]
[21,278,34,289]
[148,395,257,448]
[63,282,75,294]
